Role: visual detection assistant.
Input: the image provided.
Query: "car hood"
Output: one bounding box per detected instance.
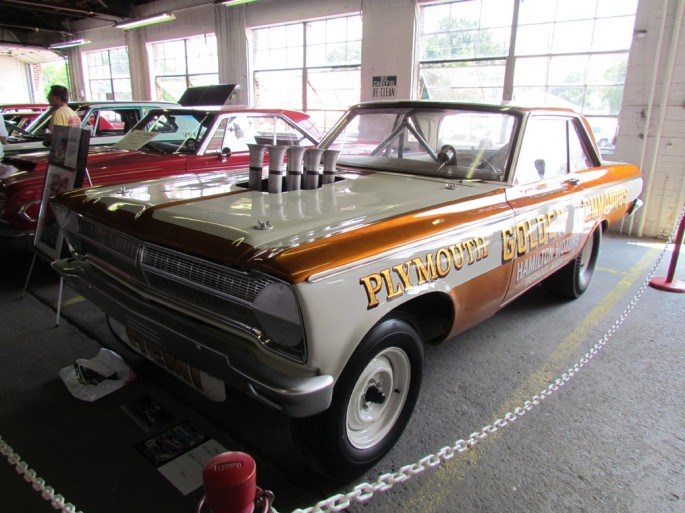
[56,169,508,281]
[3,147,140,174]
[1,148,185,191]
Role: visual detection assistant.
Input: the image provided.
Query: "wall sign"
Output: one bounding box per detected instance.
[372,75,397,98]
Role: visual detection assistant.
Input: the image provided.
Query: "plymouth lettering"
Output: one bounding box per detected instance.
[360,236,489,309]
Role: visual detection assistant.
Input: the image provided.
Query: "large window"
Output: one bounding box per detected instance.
[150,34,218,102]
[252,15,362,131]
[84,48,132,101]
[419,0,638,155]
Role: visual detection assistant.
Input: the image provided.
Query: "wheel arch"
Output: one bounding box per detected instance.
[390,290,454,345]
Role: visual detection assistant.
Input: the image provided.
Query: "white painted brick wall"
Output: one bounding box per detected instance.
[616,0,685,239]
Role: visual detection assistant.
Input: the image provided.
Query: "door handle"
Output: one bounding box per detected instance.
[565,177,580,187]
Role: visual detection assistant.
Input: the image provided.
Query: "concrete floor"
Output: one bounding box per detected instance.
[1,232,683,513]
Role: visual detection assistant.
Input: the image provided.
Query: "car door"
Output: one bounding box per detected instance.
[502,114,596,303]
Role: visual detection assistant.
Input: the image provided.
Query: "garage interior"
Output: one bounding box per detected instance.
[1,1,684,512]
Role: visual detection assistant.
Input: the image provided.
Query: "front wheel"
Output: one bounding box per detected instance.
[543,228,601,298]
[291,317,423,482]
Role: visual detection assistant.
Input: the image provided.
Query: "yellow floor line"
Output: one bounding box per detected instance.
[62,296,86,307]
[399,249,659,513]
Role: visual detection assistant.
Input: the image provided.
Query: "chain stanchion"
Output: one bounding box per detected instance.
[289,207,685,513]
[649,204,685,292]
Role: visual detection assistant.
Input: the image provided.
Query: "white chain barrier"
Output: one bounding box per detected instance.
[0,435,84,513]
[287,207,685,513]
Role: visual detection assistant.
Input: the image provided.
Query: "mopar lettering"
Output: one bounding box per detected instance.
[360,236,489,309]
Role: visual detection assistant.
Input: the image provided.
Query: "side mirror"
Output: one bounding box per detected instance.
[534,159,546,179]
[218,147,231,163]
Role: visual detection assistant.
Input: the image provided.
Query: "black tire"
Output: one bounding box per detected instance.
[543,228,601,298]
[291,317,423,482]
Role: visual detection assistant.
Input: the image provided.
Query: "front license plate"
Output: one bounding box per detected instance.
[125,328,226,401]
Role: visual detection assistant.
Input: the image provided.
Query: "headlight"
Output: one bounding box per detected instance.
[17,200,41,222]
[253,282,305,358]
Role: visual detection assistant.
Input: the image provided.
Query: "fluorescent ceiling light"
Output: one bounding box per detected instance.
[48,39,90,49]
[220,0,260,6]
[115,12,176,30]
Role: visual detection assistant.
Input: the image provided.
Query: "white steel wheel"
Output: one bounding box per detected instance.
[346,347,411,450]
[291,316,423,482]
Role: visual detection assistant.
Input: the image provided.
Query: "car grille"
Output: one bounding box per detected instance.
[75,216,278,332]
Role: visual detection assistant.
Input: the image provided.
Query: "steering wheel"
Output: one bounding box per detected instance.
[437,144,458,166]
[184,138,197,152]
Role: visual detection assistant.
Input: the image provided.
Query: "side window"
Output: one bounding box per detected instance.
[92,109,130,136]
[205,118,228,153]
[253,116,309,146]
[569,121,594,172]
[222,115,256,153]
[514,117,569,185]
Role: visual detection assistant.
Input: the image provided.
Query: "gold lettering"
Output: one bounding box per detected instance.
[527,219,538,250]
[392,263,413,291]
[360,274,383,309]
[380,268,404,300]
[516,222,528,255]
[502,227,516,262]
[436,247,452,277]
[412,254,438,284]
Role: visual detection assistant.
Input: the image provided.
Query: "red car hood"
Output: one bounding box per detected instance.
[1,149,188,193]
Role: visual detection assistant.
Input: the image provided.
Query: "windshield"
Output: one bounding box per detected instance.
[115,111,214,154]
[6,108,55,140]
[321,106,518,181]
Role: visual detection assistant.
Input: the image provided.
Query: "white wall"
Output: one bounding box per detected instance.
[615,0,685,239]
[0,56,34,103]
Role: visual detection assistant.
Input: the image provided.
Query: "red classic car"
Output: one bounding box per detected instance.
[0,103,49,113]
[0,106,321,250]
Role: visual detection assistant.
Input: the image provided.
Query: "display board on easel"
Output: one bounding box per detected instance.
[33,125,90,260]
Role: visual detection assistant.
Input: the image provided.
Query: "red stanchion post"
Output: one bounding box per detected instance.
[196,452,258,513]
[649,206,685,293]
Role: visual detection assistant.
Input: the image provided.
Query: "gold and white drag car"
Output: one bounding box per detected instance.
[51,101,642,481]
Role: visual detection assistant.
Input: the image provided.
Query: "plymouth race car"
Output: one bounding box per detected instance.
[51,101,642,481]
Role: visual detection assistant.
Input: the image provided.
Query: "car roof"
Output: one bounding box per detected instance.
[348,100,580,116]
[142,105,312,121]
[69,101,179,108]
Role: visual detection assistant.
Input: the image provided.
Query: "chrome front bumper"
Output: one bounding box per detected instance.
[52,257,334,418]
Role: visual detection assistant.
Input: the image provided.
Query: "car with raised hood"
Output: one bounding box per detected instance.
[0,106,320,249]
[2,100,177,156]
[51,100,643,481]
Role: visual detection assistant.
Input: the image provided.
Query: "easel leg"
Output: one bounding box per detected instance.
[56,277,64,327]
[21,253,37,299]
